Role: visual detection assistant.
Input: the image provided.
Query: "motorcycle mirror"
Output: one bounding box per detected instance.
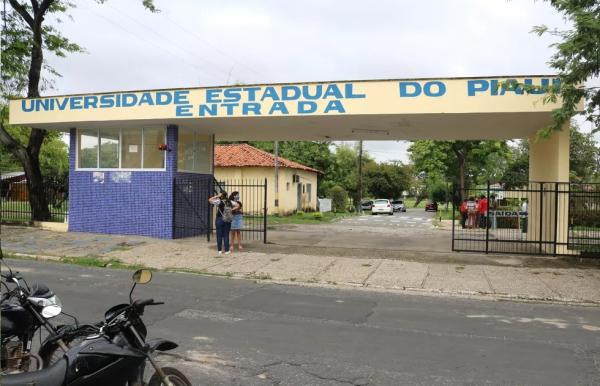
[132,269,152,284]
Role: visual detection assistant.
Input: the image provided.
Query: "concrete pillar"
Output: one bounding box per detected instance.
[527,125,571,254]
[529,125,570,183]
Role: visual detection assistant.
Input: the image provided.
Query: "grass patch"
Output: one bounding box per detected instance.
[251,273,272,280]
[59,255,146,270]
[268,211,357,226]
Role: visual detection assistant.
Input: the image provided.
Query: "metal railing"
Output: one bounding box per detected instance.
[0,175,68,223]
[211,178,268,243]
[452,182,600,257]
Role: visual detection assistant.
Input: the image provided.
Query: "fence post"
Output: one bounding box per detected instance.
[485,181,490,254]
[553,183,559,256]
[263,178,268,244]
[451,184,456,252]
[207,178,212,242]
[539,183,544,254]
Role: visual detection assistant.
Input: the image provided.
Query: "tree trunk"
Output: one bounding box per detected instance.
[0,5,52,221]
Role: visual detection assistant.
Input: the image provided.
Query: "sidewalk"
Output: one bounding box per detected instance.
[2,225,600,305]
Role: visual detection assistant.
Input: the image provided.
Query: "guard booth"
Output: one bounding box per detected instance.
[9,75,594,254]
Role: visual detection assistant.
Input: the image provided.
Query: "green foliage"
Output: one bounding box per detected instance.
[521,1,600,136]
[408,140,510,191]
[312,212,323,220]
[500,125,600,185]
[363,161,411,199]
[429,182,449,203]
[296,210,305,216]
[328,185,348,213]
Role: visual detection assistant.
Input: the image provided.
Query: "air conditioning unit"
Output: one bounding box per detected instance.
[292,174,300,183]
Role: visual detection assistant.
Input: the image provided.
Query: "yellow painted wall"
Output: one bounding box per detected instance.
[214,167,318,215]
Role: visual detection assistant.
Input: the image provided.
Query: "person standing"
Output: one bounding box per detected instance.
[478,194,488,229]
[229,191,244,251]
[208,192,239,254]
[459,199,468,229]
[466,196,478,229]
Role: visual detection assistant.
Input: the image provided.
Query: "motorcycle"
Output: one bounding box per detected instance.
[1,262,84,374]
[2,269,192,386]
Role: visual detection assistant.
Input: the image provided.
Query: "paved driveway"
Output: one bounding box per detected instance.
[266,208,451,256]
[339,207,436,229]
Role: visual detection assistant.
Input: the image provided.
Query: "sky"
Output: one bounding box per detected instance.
[42,0,598,163]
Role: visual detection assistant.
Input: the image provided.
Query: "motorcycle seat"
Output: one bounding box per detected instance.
[1,357,67,386]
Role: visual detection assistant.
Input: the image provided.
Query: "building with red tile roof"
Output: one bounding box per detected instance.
[214,144,322,214]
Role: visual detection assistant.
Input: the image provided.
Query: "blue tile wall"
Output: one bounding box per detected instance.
[68,125,184,239]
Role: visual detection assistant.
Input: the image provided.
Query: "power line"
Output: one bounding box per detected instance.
[80,3,226,83]
[161,12,262,77]
[104,3,236,81]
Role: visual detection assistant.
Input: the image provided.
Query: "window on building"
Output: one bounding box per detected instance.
[286,182,290,191]
[177,128,212,173]
[143,127,165,169]
[78,128,98,168]
[307,183,312,202]
[121,129,142,168]
[99,128,120,168]
[77,128,165,169]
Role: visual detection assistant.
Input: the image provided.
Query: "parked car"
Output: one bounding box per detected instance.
[360,200,373,211]
[425,201,438,211]
[372,199,394,215]
[391,200,406,212]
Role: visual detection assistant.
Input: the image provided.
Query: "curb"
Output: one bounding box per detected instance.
[7,251,600,308]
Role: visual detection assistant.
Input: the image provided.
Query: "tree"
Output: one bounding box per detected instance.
[521,1,600,137]
[0,0,156,220]
[500,125,600,185]
[408,140,510,201]
[363,162,411,200]
[328,185,348,213]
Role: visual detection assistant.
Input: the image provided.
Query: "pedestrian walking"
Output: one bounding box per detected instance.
[208,192,239,254]
[229,191,244,251]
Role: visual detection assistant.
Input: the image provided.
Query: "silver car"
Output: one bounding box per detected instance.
[392,200,406,212]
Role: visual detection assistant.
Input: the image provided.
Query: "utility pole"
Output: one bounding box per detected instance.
[357,140,363,213]
[274,141,279,214]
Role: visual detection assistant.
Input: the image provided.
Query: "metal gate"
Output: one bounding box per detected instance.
[211,178,268,243]
[452,182,600,257]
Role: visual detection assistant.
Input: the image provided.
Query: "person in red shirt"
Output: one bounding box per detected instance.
[478,194,488,228]
[459,199,468,229]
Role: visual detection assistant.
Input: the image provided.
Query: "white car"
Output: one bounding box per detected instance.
[371,199,394,215]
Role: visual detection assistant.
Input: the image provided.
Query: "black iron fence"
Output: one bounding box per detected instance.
[172,174,213,239]
[212,178,267,243]
[0,174,69,223]
[452,182,600,257]
[172,176,267,242]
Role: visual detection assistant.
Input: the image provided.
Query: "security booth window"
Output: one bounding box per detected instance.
[143,127,165,169]
[78,128,99,168]
[121,129,142,168]
[99,128,120,168]
[76,127,165,170]
[177,127,212,173]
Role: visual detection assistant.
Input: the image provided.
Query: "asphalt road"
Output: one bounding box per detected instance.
[339,208,436,229]
[3,258,600,385]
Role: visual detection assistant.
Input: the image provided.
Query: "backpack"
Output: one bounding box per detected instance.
[220,200,234,223]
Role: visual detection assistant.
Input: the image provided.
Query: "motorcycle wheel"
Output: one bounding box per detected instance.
[148,367,192,386]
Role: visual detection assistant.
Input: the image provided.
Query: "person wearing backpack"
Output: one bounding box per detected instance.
[209,192,239,254]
